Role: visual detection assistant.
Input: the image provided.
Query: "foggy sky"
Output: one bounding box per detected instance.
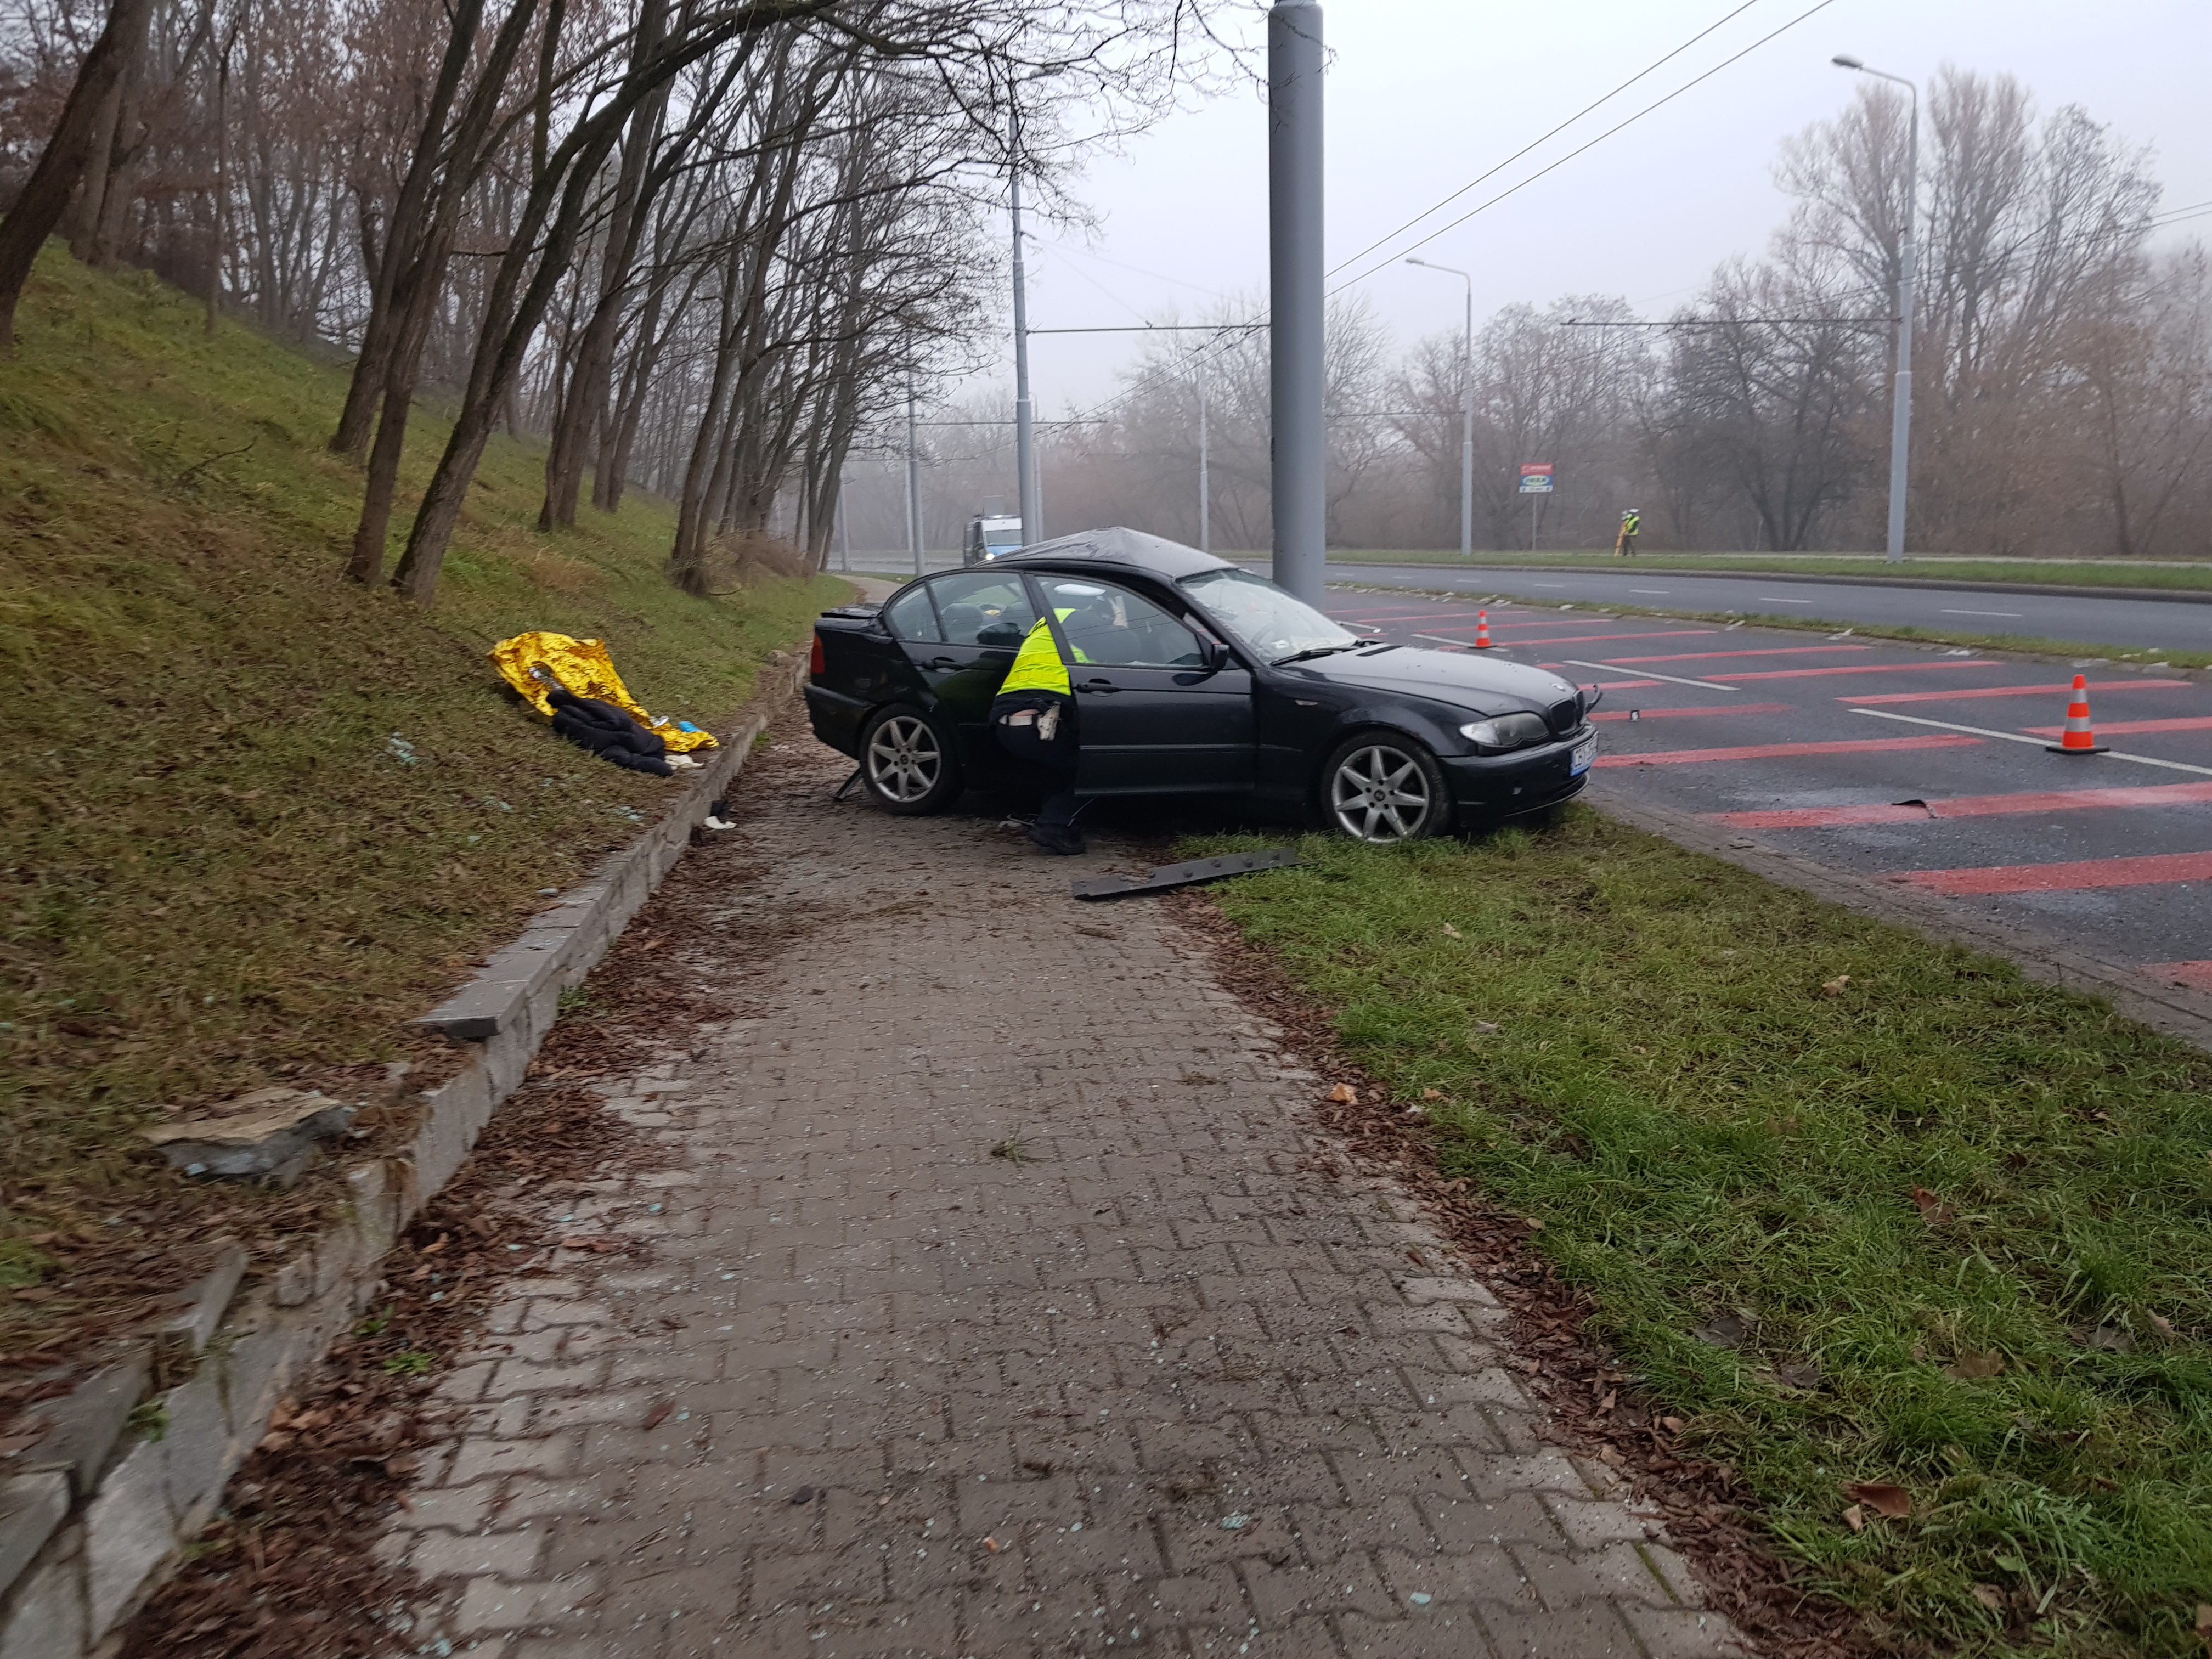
[962,0,2212,422]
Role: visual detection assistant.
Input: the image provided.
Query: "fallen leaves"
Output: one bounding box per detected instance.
[1442,922,1463,939]
[1842,1481,1913,1519]
[1692,1314,1746,1349]
[1775,1360,1822,1390]
[641,1399,674,1430]
[1325,1083,1358,1103]
[1943,1350,2005,1381]
[1820,974,1851,996]
[1910,1187,1954,1226]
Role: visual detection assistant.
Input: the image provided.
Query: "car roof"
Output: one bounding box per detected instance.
[992,526,1234,582]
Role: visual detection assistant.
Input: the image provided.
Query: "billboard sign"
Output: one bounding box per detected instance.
[1517,463,1554,494]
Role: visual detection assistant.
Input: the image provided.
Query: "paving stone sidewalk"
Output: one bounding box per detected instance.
[385,736,1742,1658]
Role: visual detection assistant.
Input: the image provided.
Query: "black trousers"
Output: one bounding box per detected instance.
[990,691,1085,828]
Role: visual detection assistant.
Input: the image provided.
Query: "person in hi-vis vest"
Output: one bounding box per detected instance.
[991,605,1093,855]
[1615,508,1641,557]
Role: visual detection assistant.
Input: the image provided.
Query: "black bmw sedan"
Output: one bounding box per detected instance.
[803,527,1598,842]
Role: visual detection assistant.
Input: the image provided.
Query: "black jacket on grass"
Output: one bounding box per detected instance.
[546,689,673,777]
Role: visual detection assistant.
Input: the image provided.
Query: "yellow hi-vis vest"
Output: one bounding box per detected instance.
[998,611,1087,696]
[1621,512,1640,535]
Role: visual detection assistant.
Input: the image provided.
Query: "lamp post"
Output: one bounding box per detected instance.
[1269,0,1326,604]
[1407,257,1474,559]
[1008,103,1039,546]
[1197,375,1211,555]
[1832,53,1917,565]
[905,380,924,577]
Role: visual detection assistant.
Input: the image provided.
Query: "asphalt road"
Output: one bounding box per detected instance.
[1324,592,2212,988]
[1309,562,2212,655]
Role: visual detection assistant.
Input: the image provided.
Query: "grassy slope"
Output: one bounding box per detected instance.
[1316,549,2212,592]
[0,251,843,1319]
[1194,816,2212,1657]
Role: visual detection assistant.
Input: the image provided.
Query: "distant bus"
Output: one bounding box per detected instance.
[963,515,1025,565]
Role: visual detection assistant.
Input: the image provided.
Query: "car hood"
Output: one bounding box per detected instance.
[1284,646,1580,716]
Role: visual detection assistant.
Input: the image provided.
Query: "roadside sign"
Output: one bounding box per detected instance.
[1518,464,1554,494]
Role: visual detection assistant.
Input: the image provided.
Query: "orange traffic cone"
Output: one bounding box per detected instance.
[1474,608,1494,650]
[2045,674,2107,755]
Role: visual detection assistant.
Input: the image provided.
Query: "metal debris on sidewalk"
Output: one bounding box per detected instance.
[1070,847,1299,901]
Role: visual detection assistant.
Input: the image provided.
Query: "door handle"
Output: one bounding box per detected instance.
[1082,678,1120,693]
[927,656,961,669]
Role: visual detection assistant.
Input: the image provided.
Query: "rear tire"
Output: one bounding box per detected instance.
[1320,733,1451,843]
[859,706,963,815]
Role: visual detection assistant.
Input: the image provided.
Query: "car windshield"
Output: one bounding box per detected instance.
[1180,568,1356,663]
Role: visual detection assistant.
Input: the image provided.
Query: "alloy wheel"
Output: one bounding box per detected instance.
[1329,743,1434,842]
[866,714,943,804]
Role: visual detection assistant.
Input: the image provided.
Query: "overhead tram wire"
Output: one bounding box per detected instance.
[1322,0,1769,281]
[1038,0,1844,441]
[1327,0,1842,296]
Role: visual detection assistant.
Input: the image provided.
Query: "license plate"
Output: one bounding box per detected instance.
[1570,738,1596,775]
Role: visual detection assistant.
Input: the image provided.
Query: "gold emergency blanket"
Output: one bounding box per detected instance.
[488,631,719,754]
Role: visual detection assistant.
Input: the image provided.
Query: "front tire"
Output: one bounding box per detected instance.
[1321,733,1450,843]
[859,707,963,815]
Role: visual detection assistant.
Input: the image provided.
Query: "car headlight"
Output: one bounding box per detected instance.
[1458,712,1551,753]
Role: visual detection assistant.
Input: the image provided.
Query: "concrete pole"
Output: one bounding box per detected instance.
[905,382,924,577]
[1835,57,1918,564]
[1459,283,1474,560]
[1198,379,1211,555]
[1009,105,1039,546]
[836,475,850,571]
[1268,0,1326,605]
[1887,86,1918,565]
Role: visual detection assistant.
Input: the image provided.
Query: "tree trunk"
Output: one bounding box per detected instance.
[330,0,489,456]
[0,0,157,349]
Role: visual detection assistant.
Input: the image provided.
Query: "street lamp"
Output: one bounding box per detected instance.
[1407,257,1474,560]
[1832,53,1917,565]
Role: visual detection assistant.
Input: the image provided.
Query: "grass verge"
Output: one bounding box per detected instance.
[1314,549,2212,594]
[1188,812,2212,1657]
[0,249,845,1363]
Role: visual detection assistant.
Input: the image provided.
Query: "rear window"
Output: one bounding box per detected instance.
[882,586,940,642]
[926,572,1038,648]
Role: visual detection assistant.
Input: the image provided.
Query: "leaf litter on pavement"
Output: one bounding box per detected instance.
[112,757,817,1658]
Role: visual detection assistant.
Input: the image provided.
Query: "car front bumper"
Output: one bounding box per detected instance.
[1438,728,1594,817]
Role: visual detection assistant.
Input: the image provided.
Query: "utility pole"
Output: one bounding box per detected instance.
[1407,257,1474,558]
[1198,377,1211,556]
[1268,0,1325,605]
[1009,105,1039,546]
[836,476,850,572]
[1834,55,1917,564]
[905,382,924,578]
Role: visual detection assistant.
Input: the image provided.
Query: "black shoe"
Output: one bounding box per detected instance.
[1028,823,1087,856]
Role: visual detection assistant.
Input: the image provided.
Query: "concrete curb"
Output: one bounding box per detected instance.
[1589,786,2212,1054]
[0,649,817,1657]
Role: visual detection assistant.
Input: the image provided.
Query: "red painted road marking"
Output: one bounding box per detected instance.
[2141,961,2212,990]
[1709,661,2001,682]
[2021,716,2212,737]
[1893,850,2212,895]
[1843,679,2192,705]
[1603,645,1872,664]
[1594,679,1664,690]
[1591,702,1792,722]
[1593,735,1980,767]
[1709,780,2212,828]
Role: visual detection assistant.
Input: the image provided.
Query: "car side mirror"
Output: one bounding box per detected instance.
[1199,636,1233,672]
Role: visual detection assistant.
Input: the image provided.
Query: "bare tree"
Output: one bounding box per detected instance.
[0,0,154,346]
